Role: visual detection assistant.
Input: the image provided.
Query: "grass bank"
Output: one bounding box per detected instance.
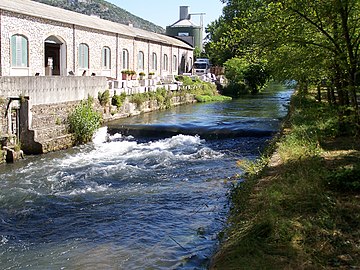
[195,94,232,103]
[211,90,360,269]
[176,75,232,103]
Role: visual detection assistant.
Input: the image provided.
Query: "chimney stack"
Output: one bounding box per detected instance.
[179,6,189,20]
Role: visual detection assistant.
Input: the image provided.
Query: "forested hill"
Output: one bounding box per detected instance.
[32,0,165,33]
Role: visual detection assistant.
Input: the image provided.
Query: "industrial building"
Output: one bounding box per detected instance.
[166,6,203,51]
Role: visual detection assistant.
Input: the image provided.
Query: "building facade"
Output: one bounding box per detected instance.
[0,0,194,79]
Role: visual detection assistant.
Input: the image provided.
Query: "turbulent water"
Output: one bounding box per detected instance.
[0,87,292,269]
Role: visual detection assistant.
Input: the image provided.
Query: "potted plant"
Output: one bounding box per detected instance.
[129,70,136,80]
[148,72,155,79]
[139,72,146,80]
[121,70,131,80]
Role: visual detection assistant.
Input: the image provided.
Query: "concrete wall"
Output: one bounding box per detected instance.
[0,76,107,105]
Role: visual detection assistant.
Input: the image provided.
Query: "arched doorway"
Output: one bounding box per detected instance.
[44,35,66,76]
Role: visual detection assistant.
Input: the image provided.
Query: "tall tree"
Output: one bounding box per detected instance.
[207,0,360,118]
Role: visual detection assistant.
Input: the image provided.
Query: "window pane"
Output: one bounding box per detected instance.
[152,53,157,70]
[79,44,89,69]
[138,51,144,70]
[11,35,28,67]
[163,54,168,71]
[79,44,83,68]
[122,49,128,69]
[173,55,177,71]
[102,47,111,69]
[11,35,17,66]
[102,48,106,67]
[21,37,28,67]
[84,45,89,68]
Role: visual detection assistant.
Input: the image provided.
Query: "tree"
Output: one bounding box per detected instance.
[223,57,269,96]
[68,98,102,144]
[208,0,360,120]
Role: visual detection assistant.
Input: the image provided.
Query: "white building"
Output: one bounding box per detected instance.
[0,0,194,78]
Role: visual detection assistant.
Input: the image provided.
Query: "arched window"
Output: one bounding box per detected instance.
[152,52,157,70]
[79,43,89,69]
[173,55,177,71]
[122,49,129,70]
[102,46,111,69]
[163,54,168,71]
[138,51,144,70]
[11,34,28,67]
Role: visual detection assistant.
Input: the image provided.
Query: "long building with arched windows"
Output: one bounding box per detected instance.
[0,0,194,78]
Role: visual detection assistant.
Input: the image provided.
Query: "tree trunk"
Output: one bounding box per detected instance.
[317,84,321,102]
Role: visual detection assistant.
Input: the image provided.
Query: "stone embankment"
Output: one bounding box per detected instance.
[0,76,199,161]
[26,92,197,155]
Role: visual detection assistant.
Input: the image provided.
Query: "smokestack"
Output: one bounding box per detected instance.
[179,6,189,20]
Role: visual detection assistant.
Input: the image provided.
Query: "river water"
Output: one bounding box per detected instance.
[0,86,292,269]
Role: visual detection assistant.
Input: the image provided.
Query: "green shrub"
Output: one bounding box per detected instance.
[195,95,232,102]
[68,99,102,144]
[131,93,146,108]
[223,57,269,96]
[176,75,194,86]
[148,91,156,100]
[156,93,165,107]
[189,82,217,96]
[326,166,360,192]
[98,90,110,106]
[153,88,172,109]
[13,143,21,152]
[164,92,172,109]
[111,92,126,108]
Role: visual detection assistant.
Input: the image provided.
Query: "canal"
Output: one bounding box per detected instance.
[0,86,292,269]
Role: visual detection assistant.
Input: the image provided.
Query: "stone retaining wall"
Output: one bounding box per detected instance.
[25,92,196,154]
[0,97,8,136]
[0,76,198,156]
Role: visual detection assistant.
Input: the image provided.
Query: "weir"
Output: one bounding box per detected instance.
[107,123,276,139]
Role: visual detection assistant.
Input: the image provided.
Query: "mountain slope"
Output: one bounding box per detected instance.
[32,0,165,33]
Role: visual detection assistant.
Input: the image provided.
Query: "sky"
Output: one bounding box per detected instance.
[107,0,225,32]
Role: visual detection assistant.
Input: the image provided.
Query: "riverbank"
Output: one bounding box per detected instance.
[211,90,360,269]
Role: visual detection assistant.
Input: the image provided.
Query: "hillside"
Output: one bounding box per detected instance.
[32,0,165,33]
